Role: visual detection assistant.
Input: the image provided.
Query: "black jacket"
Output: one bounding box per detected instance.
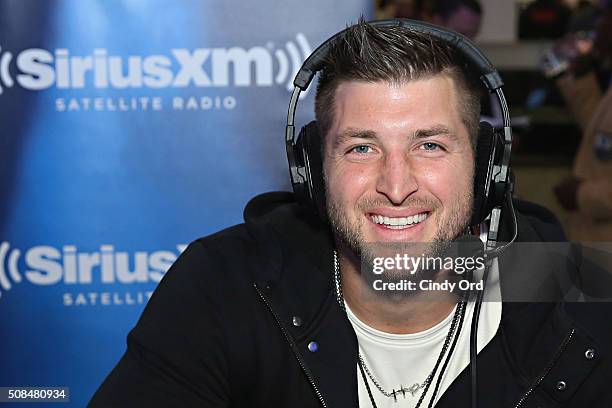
[89,192,612,407]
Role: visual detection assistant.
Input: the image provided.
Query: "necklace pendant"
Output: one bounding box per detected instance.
[392,385,414,401]
[407,383,422,397]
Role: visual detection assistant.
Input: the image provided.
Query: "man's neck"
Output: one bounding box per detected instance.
[338,244,457,335]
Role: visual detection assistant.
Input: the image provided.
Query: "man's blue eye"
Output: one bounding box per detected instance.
[421,142,440,151]
[351,145,371,154]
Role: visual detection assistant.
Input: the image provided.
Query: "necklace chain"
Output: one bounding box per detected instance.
[333,250,465,406]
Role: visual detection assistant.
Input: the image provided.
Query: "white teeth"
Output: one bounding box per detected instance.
[370,212,428,228]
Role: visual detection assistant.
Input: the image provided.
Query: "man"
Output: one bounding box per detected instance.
[89,21,612,407]
[554,0,612,243]
[430,0,482,39]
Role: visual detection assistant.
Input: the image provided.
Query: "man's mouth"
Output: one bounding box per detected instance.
[369,212,429,230]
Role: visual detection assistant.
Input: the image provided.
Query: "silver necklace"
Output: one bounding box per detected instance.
[333,250,465,406]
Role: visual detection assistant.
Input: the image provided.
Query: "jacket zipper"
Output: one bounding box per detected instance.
[513,328,575,408]
[254,283,328,408]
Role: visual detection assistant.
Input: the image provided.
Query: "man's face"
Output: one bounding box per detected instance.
[323,76,474,257]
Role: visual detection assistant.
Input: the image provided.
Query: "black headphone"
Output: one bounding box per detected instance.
[285,19,513,228]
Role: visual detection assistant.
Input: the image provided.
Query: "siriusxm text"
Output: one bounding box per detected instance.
[23,244,186,285]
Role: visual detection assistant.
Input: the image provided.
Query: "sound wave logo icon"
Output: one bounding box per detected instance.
[274,34,311,91]
[0,46,15,95]
[0,241,22,298]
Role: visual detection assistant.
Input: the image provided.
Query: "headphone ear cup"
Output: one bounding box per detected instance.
[294,120,327,217]
[471,122,495,226]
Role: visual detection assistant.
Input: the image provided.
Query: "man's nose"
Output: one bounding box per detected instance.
[375,152,418,205]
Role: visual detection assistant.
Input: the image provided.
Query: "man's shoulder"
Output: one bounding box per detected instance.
[504,200,612,360]
[194,191,325,252]
[512,198,567,242]
[180,192,331,282]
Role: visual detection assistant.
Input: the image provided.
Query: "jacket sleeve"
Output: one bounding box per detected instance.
[556,72,602,132]
[88,241,230,408]
[578,179,612,220]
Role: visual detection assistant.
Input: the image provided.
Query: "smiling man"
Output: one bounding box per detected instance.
[311,23,501,407]
[89,20,612,408]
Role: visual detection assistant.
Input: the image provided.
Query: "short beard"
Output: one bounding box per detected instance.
[327,192,472,301]
[326,192,473,261]
[327,198,365,258]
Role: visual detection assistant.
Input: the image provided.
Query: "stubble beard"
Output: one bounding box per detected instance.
[328,191,473,249]
[326,190,474,287]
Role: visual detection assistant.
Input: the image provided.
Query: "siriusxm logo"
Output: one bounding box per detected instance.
[0,34,311,95]
[0,241,186,299]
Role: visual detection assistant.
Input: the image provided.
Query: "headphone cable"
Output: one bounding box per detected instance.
[470,191,518,408]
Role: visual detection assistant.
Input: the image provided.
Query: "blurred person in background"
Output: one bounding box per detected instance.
[375,0,482,38]
[427,0,505,126]
[430,0,482,39]
[551,0,612,242]
[568,0,600,33]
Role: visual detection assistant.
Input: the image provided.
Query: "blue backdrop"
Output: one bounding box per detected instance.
[0,1,372,406]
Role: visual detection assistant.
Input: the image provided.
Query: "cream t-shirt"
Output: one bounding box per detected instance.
[345,259,501,408]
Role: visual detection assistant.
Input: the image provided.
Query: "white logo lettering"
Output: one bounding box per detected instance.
[0,34,312,94]
[0,241,188,299]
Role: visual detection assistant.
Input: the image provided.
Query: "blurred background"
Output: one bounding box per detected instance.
[1,0,610,406]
